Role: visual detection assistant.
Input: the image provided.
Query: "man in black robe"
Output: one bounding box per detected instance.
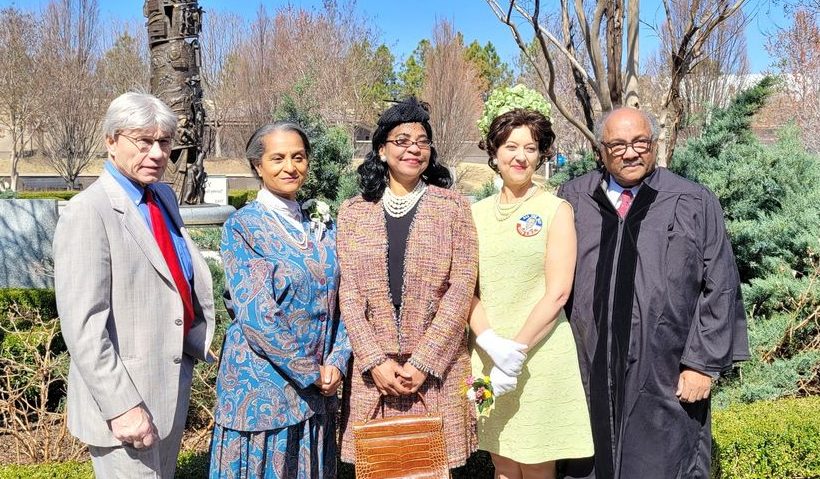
[557,108,749,479]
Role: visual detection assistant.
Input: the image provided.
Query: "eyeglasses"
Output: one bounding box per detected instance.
[385,138,433,150]
[601,139,653,156]
[119,133,174,152]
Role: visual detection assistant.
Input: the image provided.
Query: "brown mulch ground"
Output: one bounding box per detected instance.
[0,426,213,465]
[0,423,85,465]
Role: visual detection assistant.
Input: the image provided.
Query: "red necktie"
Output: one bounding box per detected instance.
[146,189,194,336]
[617,189,634,218]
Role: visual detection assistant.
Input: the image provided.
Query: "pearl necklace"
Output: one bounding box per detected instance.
[270,210,309,250]
[256,189,310,249]
[494,185,539,221]
[383,181,427,218]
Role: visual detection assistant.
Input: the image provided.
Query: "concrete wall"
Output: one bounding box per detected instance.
[0,199,58,288]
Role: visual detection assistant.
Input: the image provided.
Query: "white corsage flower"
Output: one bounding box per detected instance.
[302,198,332,240]
[466,388,477,402]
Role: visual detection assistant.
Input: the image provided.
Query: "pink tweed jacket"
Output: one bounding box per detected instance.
[337,185,478,468]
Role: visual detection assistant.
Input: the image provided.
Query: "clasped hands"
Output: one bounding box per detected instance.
[109,404,159,450]
[370,359,428,396]
[476,329,528,398]
[315,365,343,397]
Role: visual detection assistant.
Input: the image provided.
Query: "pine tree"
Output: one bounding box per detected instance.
[673,76,820,282]
[275,92,355,206]
[674,77,820,408]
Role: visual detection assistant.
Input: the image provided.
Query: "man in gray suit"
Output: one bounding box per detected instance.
[53,92,215,477]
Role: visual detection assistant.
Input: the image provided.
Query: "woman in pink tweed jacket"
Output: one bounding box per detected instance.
[337,98,479,471]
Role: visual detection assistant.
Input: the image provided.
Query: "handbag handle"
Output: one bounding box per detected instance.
[366,392,431,422]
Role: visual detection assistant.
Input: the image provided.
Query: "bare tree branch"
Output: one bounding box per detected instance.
[37,0,103,188]
[624,0,641,107]
[766,9,820,152]
[421,20,483,173]
[488,0,595,143]
[488,0,749,166]
[0,8,42,192]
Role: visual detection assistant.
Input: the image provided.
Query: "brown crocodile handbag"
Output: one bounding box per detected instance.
[352,392,449,479]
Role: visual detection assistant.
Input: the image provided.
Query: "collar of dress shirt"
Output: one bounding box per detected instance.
[256,188,305,232]
[605,177,642,209]
[105,161,149,206]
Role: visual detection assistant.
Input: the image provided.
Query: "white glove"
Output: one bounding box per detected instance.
[490,366,518,397]
[475,329,527,376]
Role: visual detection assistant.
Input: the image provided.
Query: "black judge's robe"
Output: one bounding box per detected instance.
[557,167,749,479]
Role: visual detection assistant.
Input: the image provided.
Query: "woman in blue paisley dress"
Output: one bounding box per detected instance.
[209,122,351,478]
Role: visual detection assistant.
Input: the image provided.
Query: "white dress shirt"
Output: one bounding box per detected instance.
[606,180,641,209]
[256,188,305,235]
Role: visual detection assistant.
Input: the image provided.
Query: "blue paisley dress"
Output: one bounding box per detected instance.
[210,199,351,479]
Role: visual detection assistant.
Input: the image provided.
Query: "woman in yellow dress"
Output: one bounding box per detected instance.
[470,106,593,479]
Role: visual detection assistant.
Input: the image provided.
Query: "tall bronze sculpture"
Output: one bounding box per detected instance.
[144,0,207,204]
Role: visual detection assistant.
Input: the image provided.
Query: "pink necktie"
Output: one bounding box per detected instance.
[617,189,633,218]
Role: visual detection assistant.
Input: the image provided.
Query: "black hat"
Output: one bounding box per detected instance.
[377,97,430,127]
[372,97,433,151]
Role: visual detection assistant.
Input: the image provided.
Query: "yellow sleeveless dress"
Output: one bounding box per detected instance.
[471,190,594,464]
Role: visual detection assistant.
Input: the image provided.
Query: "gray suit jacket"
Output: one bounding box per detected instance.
[53,170,215,447]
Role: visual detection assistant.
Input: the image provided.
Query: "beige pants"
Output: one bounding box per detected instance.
[88,426,184,479]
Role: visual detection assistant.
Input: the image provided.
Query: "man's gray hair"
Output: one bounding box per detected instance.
[102,92,178,139]
[245,121,311,176]
[593,108,660,145]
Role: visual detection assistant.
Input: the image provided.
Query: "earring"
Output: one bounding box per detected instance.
[491,157,498,166]
[380,155,387,162]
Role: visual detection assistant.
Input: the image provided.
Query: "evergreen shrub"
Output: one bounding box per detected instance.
[712,396,820,478]
[0,461,93,479]
[473,179,496,201]
[672,77,820,405]
[227,189,257,210]
[0,450,208,478]
[275,92,358,208]
[547,152,598,189]
[0,288,56,319]
[16,191,79,200]
[188,226,221,251]
[672,77,820,282]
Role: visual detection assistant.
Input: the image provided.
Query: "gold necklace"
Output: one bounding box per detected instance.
[494,185,539,221]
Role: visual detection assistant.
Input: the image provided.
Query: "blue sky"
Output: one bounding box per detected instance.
[1,0,790,73]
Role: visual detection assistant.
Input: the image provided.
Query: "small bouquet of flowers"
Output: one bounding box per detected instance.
[464,375,495,417]
[302,198,332,240]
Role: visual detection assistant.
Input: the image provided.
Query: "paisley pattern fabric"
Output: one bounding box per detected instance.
[210,200,350,477]
[209,413,337,479]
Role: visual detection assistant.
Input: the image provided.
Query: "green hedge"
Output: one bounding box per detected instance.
[712,395,820,478]
[2,396,818,477]
[174,451,210,479]
[17,191,80,200]
[227,189,258,210]
[0,461,93,479]
[188,226,222,251]
[0,451,206,478]
[0,452,486,478]
[0,288,57,319]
